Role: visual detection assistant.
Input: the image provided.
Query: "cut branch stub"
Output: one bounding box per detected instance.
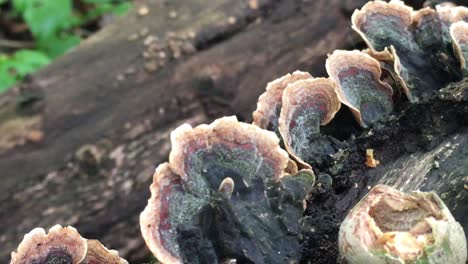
[339,185,467,264]
[352,0,461,102]
[141,116,314,264]
[326,50,393,128]
[451,21,468,76]
[278,78,340,168]
[10,225,87,264]
[252,71,312,135]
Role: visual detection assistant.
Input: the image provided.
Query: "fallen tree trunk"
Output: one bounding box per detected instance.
[0,0,363,262]
[0,0,466,263]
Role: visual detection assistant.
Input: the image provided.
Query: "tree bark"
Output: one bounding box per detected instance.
[0,0,363,262]
[0,0,466,263]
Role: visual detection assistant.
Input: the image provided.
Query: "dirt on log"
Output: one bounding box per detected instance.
[0,0,466,263]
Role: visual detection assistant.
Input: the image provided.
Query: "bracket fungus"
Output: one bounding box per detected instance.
[140,116,315,264]
[82,240,128,264]
[451,21,468,75]
[252,71,312,135]
[278,78,340,168]
[352,0,462,102]
[11,225,87,264]
[10,225,127,264]
[339,185,467,264]
[326,50,393,128]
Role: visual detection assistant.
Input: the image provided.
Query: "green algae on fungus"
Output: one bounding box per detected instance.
[450,21,468,76]
[252,71,312,134]
[352,0,462,102]
[326,50,393,128]
[10,225,87,264]
[339,185,467,264]
[278,78,340,168]
[140,116,315,264]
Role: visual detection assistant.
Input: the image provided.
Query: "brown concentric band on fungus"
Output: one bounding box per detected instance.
[436,4,468,24]
[450,21,468,74]
[252,71,312,132]
[169,116,289,183]
[352,0,461,103]
[351,0,415,101]
[10,225,87,264]
[141,116,292,263]
[140,163,183,264]
[351,0,412,55]
[326,50,393,128]
[83,240,128,264]
[339,185,467,264]
[278,78,340,168]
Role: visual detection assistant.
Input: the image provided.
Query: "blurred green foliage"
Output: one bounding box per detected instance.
[0,0,132,92]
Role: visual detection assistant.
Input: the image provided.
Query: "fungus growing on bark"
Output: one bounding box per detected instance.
[82,240,128,264]
[10,225,127,264]
[252,71,312,134]
[339,185,467,264]
[451,21,468,75]
[352,0,461,102]
[436,4,468,25]
[10,225,87,264]
[277,78,340,168]
[140,116,315,264]
[326,50,393,127]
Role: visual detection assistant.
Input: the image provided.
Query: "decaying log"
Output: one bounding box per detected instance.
[0,0,466,263]
[0,0,363,262]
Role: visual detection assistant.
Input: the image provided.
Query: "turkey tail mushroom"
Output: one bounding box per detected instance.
[83,240,128,264]
[278,78,340,168]
[10,225,127,264]
[326,50,393,128]
[10,225,87,264]
[140,163,187,264]
[141,117,313,264]
[352,0,461,102]
[450,21,468,75]
[252,71,312,134]
[169,116,289,184]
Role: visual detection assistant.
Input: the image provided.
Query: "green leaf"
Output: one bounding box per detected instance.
[111,2,132,15]
[0,55,19,92]
[19,0,74,39]
[0,50,50,92]
[37,34,81,58]
[12,0,29,13]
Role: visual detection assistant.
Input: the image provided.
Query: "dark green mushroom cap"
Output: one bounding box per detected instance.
[326,50,393,128]
[278,78,340,168]
[10,225,87,264]
[140,116,315,264]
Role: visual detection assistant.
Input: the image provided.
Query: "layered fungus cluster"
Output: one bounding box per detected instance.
[9,1,468,264]
[139,1,467,263]
[140,117,315,263]
[10,225,127,264]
